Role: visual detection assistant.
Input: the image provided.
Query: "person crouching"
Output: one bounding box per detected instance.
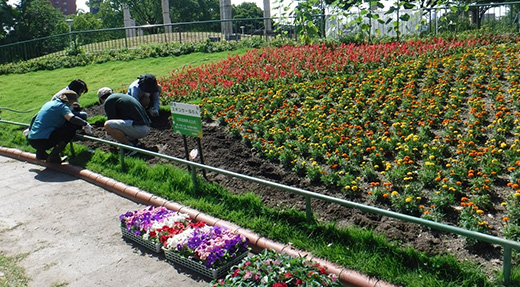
[27,91,92,164]
[97,87,151,152]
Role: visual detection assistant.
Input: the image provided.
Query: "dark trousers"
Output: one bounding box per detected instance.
[28,124,77,151]
[28,111,87,151]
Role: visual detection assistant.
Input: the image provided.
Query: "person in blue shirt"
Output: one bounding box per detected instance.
[127,74,161,117]
[28,91,92,163]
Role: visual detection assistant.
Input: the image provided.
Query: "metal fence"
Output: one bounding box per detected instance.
[326,2,519,39]
[0,17,273,64]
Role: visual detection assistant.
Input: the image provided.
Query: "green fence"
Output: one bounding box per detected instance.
[0,17,274,64]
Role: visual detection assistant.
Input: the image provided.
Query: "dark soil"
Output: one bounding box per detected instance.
[81,104,504,276]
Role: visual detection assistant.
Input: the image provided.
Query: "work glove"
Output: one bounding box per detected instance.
[83,123,93,135]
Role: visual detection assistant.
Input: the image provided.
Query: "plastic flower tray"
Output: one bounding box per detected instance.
[163,248,248,279]
[120,226,162,253]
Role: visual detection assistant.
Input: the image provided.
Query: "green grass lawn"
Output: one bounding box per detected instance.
[0,49,246,123]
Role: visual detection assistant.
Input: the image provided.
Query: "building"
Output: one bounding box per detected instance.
[49,0,76,15]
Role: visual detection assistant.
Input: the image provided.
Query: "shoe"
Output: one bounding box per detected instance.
[46,142,68,164]
[47,155,68,164]
[36,150,48,161]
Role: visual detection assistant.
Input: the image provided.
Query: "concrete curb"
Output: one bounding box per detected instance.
[0,146,398,287]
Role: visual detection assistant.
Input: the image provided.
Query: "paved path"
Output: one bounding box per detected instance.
[0,155,209,287]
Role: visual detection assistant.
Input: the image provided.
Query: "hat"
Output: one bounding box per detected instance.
[97,87,113,101]
[137,74,159,93]
[57,90,79,105]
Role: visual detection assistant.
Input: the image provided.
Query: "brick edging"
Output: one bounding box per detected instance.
[0,146,397,287]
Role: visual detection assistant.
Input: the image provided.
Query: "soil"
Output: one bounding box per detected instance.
[81,104,505,277]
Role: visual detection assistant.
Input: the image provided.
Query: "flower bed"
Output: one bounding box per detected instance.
[161,38,520,239]
[119,206,249,278]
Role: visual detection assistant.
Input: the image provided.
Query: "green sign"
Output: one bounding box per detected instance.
[171,102,203,138]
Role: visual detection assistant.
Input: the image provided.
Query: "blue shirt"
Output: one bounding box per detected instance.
[127,79,160,112]
[28,100,72,140]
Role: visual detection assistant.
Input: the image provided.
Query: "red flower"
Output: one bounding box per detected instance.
[231,269,240,277]
[272,283,288,287]
[284,272,293,278]
[295,279,303,285]
[149,231,156,238]
[319,266,327,274]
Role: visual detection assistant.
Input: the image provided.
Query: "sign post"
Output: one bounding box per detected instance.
[171,103,207,182]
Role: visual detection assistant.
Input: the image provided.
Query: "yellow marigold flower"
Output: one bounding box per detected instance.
[476,209,484,214]
[405,197,413,203]
[391,191,399,196]
[501,202,507,206]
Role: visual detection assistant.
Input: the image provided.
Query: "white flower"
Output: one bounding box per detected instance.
[165,228,195,249]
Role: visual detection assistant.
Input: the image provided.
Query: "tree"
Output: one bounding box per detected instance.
[0,0,16,43]
[97,0,124,28]
[100,0,220,27]
[196,0,220,21]
[12,0,66,41]
[232,2,263,34]
[233,2,263,19]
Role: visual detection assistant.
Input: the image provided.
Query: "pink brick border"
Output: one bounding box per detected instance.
[0,147,397,287]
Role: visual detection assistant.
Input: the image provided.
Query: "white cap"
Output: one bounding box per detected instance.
[97,87,113,100]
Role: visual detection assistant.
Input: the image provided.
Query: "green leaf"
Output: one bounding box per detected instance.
[400,14,410,21]
[403,2,415,9]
